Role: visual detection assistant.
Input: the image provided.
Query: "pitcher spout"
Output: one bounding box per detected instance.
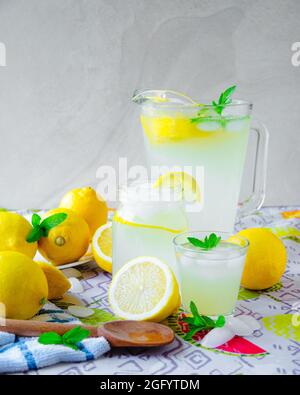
[132,89,197,105]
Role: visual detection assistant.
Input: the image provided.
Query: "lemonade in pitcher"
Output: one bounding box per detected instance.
[133,88,268,232]
[112,183,188,278]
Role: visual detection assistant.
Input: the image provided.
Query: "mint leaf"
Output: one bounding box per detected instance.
[181,316,197,326]
[221,85,236,103]
[202,315,216,328]
[187,237,205,248]
[215,315,225,328]
[190,85,237,123]
[190,301,200,319]
[31,213,41,227]
[207,233,221,249]
[26,226,42,243]
[39,332,63,346]
[182,301,227,341]
[40,213,68,235]
[212,85,236,115]
[38,326,90,351]
[62,326,90,349]
[183,327,205,341]
[187,233,221,251]
[27,212,68,242]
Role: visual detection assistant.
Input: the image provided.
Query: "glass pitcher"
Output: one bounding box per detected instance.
[132,90,268,232]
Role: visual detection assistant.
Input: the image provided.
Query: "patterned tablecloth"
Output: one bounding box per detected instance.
[23,206,300,375]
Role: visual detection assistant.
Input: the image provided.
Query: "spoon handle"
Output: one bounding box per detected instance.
[0,319,98,338]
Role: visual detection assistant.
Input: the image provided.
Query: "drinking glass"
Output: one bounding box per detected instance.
[173,231,249,316]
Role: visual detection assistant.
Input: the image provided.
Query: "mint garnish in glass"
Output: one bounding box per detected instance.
[187,233,221,251]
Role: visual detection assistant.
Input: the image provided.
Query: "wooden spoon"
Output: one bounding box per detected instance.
[0,319,175,347]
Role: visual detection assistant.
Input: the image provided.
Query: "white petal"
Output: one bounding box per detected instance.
[68,306,94,318]
[62,268,82,278]
[225,316,254,336]
[69,277,84,294]
[238,315,262,331]
[201,327,235,348]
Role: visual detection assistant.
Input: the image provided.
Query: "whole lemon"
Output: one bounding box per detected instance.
[0,211,37,258]
[37,261,71,299]
[59,187,108,237]
[0,251,48,319]
[235,228,287,290]
[38,208,90,266]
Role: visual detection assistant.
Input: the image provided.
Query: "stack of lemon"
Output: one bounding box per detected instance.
[0,177,288,325]
[0,186,108,320]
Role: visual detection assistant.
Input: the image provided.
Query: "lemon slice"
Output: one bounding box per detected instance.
[36,261,71,300]
[153,171,201,202]
[92,222,112,273]
[113,212,184,234]
[109,256,179,322]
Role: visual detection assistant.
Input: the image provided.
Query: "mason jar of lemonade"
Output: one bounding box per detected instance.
[112,182,188,280]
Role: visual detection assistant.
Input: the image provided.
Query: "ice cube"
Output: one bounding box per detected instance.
[225,316,254,336]
[196,121,221,132]
[225,119,248,133]
[201,327,235,348]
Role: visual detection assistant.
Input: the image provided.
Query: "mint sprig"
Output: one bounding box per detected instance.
[26,212,68,243]
[182,301,225,341]
[38,326,90,350]
[212,85,236,115]
[187,233,221,251]
[190,85,237,123]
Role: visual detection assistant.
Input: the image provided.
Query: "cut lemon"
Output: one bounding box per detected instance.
[109,256,180,322]
[140,115,215,144]
[37,261,71,300]
[91,222,112,273]
[153,171,201,202]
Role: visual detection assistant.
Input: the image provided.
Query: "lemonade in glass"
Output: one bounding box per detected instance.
[173,231,249,316]
[112,182,188,278]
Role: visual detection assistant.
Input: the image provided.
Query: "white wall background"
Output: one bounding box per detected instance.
[0,0,299,209]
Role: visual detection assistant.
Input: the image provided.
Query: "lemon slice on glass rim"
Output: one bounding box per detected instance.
[109,256,180,322]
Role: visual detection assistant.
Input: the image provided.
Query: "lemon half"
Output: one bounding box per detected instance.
[109,256,179,322]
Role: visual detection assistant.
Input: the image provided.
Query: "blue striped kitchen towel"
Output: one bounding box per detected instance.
[0,302,110,374]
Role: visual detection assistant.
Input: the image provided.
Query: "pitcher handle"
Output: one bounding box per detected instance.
[237,120,269,217]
